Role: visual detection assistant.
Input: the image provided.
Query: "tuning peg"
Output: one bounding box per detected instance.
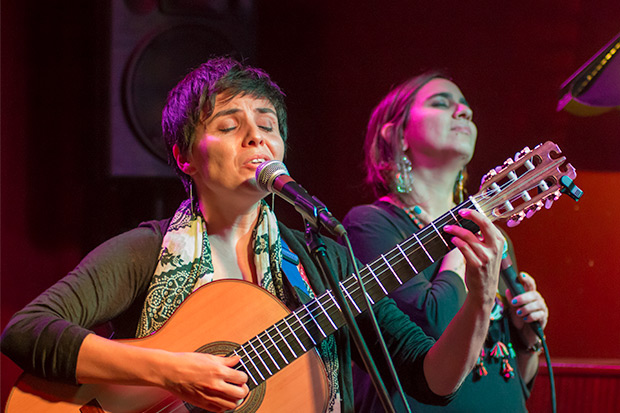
[507,211,525,227]
[503,158,514,168]
[538,180,550,192]
[524,159,535,171]
[525,201,544,218]
[543,190,563,209]
[521,191,532,202]
[544,195,555,209]
[507,170,518,182]
[544,199,554,209]
[514,147,531,161]
[481,168,497,183]
[489,182,501,195]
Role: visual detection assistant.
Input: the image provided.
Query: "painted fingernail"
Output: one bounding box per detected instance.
[517,309,522,315]
[444,225,452,231]
[524,316,528,321]
[459,209,470,216]
[521,273,526,278]
[511,298,517,305]
[413,205,422,214]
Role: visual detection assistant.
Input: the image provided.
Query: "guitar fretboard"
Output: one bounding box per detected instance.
[233,199,480,390]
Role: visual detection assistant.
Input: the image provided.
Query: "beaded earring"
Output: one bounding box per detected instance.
[394,154,414,194]
[454,169,465,204]
[189,181,195,217]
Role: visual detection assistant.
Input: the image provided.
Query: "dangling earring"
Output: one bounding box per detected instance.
[454,169,465,204]
[393,154,414,194]
[189,181,195,217]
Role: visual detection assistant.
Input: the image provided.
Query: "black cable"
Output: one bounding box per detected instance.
[500,257,555,413]
[540,338,556,413]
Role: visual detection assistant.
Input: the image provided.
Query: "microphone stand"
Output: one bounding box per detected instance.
[303,219,397,413]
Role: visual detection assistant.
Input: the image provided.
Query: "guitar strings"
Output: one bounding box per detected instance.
[232,166,546,387]
[236,164,549,378]
[230,205,469,387]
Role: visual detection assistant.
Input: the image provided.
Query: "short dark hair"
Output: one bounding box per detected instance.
[162,56,287,192]
[363,70,448,197]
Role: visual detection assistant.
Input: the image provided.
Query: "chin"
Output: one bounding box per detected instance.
[241,179,269,197]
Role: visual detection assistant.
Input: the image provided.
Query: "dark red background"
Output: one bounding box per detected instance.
[2,0,619,410]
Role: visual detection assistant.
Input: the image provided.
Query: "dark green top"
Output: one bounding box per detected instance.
[343,201,532,412]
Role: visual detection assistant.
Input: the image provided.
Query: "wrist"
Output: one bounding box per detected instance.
[514,336,544,354]
[463,290,496,316]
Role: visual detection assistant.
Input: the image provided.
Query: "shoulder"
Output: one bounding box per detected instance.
[78,218,170,266]
[343,201,397,223]
[112,218,169,248]
[137,218,170,240]
[344,201,411,233]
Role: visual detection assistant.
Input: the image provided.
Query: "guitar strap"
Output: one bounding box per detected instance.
[280,238,312,306]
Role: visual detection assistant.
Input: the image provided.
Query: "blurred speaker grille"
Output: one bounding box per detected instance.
[109,0,255,176]
[123,24,236,163]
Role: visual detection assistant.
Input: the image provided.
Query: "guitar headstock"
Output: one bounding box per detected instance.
[475,141,581,227]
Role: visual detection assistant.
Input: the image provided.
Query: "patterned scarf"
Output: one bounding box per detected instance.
[136,199,340,411]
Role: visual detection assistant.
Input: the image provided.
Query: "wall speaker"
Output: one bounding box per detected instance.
[109,0,256,176]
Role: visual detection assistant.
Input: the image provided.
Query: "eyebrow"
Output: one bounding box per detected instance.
[427,92,470,107]
[211,107,277,120]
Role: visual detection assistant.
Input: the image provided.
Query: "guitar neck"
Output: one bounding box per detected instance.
[236,199,480,390]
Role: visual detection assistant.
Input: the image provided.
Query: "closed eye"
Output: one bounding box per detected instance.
[430,97,451,108]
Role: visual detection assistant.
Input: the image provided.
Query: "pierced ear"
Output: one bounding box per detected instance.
[173,144,194,175]
[380,123,407,151]
[379,123,394,143]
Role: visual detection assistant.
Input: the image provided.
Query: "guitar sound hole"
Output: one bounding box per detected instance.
[182,341,266,413]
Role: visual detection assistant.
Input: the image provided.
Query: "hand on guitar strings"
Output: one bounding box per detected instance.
[443,209,504,306]
[162,352,249,412]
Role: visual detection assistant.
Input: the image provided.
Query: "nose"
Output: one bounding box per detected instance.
[454,103,473,121]
[243,124,265,147]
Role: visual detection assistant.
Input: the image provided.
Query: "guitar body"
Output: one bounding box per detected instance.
[5,280,329,413]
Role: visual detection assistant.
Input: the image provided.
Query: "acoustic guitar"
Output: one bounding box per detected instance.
[5,142,579,412]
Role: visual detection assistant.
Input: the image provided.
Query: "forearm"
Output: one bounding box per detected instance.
[513,334,543,384]
[422,293,493,395]
[76,333,168,386]
[76,333,249,411]
[517,349,540,384]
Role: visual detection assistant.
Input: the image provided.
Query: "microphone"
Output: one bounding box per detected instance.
[501,254,545,340]
[255,160,347,237]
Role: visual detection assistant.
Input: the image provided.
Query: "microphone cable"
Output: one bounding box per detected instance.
[340,234,412,413]
[502,256,555,413]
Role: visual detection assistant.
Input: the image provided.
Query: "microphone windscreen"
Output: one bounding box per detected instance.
[256,160,289,191]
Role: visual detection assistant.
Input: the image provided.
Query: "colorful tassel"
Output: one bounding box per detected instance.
[474,349,488,377]
[501,358,515,379]
[507,341,516,359]
[490,341,510,359]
